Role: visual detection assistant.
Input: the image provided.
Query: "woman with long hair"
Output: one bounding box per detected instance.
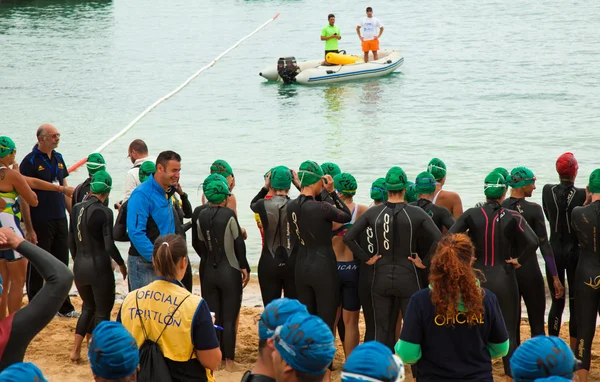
[396,234,509,382]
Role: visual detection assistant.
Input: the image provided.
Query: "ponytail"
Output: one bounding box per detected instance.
[429,234,484,325]
[152,234,187,281]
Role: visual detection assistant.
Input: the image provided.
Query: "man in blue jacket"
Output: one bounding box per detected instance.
[126,150,180,290]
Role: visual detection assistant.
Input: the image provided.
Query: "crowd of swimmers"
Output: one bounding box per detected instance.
[1,125,600,381]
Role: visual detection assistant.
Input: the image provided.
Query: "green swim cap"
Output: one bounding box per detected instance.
[508,167,536,189]
[0,136,16,158]
[493,167,509,180]
[415,171,437,195]
[427,158,447,181]
[404,182,418,203]
[210,159,234,178]
[298,161,324,187]
[484,171,507,199]
[203,174,231,204]
[334,173,357,196]
[271,165,292,190]
[321,162,341,177]
[589,169,600,194]
[370,178,388,202]
[139,161,156,183]
[90,170,112,194]
[86,153,106,176]
[385,167,409,191]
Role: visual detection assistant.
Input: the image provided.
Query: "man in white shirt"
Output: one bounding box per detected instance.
[356,6,384,63]
[119,139,154,207]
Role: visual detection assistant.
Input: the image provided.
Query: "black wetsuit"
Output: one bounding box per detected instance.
[449,202,538,377]
[572,201,600,371]
[73,178,109,207]
[287,192,351,331]
[502,197,558,343]
[542,182,586,338]
[69,197,124,337]
[170,191,193,292]
[250,188,297,306]
[411,198,455,232]
[192,205,249,360]
[345,202,441,351]
[0,241,73,370]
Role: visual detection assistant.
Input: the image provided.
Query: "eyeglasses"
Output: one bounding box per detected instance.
[43,133,61,139]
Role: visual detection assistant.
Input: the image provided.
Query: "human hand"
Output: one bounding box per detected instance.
[505,258,521,269]
[264,172,271,189]
[366,255,381,265]
[408,254,426,269]
[291,170,301,189]
[242,227,248,240]
[323,175,334,193]
[120,264,128,280]
[360,36,364,41]
[63,186,74,198]
[0,227,26,250]
[241,269,250,288]
[553,277,565,299]
[176,183,184,195]
[25,228,38,245]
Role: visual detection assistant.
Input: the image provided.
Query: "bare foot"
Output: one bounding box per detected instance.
[70,350,81,363]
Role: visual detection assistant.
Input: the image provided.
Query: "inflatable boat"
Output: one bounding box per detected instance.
[259,50,404,85]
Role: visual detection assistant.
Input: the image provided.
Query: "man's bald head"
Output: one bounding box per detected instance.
[36,124,60,151]
[37,124,57,137]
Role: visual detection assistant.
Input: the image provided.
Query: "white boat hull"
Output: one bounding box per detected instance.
[259,50,403,85]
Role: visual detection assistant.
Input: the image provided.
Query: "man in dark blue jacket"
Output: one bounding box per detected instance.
[126,151,180,290]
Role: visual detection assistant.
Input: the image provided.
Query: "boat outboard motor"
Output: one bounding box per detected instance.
[277,57,299,84]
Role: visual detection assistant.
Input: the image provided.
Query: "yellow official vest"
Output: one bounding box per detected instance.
[120,280,202,362]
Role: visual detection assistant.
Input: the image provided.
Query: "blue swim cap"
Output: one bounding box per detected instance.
[511,336,576,382]
[258,298,308,341]
[534,377,573,382]
[0,362,47,381]
[88,321,139,380]
[342,341,400,382]
[272,313,335,375]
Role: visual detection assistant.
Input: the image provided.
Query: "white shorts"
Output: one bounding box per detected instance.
[0,212,24,261]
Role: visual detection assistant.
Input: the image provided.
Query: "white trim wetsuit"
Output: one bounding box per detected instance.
[192,205,249,360]
[572,200,600,370]
[542,181,586,338]
[502,197,558,343]
[250,188,297,306]
[449,201,538,377]
[287,192,351,332]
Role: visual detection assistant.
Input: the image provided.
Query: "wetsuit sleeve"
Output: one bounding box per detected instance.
[100,208,124,266]
[541,185,550,221]
[250,188,269,212]
[126,190,154,262]
[419,215,442,264]
[191,207,208,257]
[442,210,456,231]
[484,291,510,358]
[179,193,193,218]
[192,300,219,350]
[508,212,539,266]
[448,211,469,234]
[113,202,129,242]
[396,294,423,364]
[68,207,77,260]
[325,192,352,223]
[531,204,558,276]
[229,215,249,271]
[343,213,372,262]
[2,241,73,367]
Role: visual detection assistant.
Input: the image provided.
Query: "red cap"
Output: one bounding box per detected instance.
[556,152,578,177]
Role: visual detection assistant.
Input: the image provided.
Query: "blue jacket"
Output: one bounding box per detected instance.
[126,175,175,261]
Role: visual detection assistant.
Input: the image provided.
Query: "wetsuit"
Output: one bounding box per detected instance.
[69,196,124,337]
[169,190,193,292]
[0,173,24,262]
[449,202,538,377]
[192,205,249,360]
[0,241,73,370]
[542,182,586,338]
[333,206,361,313]
[72,178,109,207]
[572,201,600,370]
[287,192,351,331]
[344,202,441,351]
[502,197,558,342]
[411,198,455,232]
[250,188,297,306]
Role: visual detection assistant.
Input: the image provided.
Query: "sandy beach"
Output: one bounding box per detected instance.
[23,278,600,381]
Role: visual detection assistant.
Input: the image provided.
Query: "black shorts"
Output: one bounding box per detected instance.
[324,49,339,58]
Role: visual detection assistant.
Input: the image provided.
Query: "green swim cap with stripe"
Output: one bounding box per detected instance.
[271,165,292,190]
[321,162,341,177]
[493,167,509,180]
[415,171,437,195]
[589,169,600,194]
[139,161,156,183]
[385,167,409,191]
[298,161,324,187]
[210,159,234,178]
[90,170,112,194]
[86,153,106,176]
[203,174,231,204]
[370,178,388,202]
[404,182,418,203]
[334,173,357,196]
[0,136,16,158]
[484,171,507,199]
[508,167,536,189]
[427,158,447,181]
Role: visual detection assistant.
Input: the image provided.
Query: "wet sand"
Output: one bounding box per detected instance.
[24,279,600,381]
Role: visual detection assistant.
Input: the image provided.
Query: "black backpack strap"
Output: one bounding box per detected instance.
[135,293,149,341]
[155,294,191,343]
